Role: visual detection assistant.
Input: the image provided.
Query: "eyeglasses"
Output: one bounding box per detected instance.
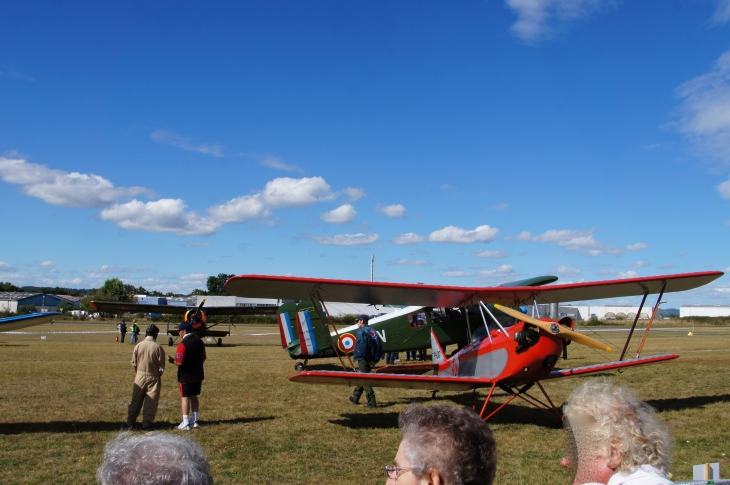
[385,465,412,480]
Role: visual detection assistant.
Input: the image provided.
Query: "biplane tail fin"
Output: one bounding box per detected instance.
[431,328,445,364]
[277,311,295,349]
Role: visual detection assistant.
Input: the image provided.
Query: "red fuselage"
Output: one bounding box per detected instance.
[437,322,563,386]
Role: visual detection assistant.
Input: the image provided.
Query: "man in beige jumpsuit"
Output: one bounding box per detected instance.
[126,324,165,430]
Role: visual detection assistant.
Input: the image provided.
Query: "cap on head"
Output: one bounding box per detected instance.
[358,314,369,324]
[145,324,159,337]
[176,321,193,332]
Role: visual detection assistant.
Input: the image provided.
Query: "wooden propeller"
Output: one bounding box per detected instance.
[494,304,612,352]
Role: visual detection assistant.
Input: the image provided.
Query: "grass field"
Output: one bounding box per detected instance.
[0,320,728,484]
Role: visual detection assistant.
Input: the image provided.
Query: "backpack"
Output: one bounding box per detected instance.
[366,327,384,362]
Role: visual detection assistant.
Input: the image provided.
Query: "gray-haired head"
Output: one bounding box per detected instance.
[563,379,671,480]
[398,404,497,485]
[97,432,213,485]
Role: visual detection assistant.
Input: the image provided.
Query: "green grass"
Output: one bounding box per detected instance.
[0,321,728,484]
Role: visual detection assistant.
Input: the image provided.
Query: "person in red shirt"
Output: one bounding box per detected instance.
[168,321,206,430]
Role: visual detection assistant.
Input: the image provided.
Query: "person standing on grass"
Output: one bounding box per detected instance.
[130,320,140,344]
[126,324,165,430]
[119,319,127,343]
[168,321,206,430]
[348,314,382,408]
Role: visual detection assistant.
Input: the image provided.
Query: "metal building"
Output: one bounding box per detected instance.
[680,304,730,317]
[0,292,81,313]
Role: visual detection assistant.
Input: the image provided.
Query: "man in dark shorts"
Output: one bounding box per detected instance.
[168,321,206,430]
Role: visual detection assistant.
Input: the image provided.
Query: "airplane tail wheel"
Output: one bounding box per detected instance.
[294,362,305,371]
[168,337,173,346]
[217,338,222,347]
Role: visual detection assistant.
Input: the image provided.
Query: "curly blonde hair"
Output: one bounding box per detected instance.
[563,379,671,474]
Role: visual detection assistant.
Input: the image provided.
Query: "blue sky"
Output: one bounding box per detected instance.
[2,0,730,307]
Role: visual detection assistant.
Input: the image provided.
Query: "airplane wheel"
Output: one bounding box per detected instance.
[168,337,173,346]
[294,362,306,371]
[217,338,222,347]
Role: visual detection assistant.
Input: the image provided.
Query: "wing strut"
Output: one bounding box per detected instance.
[312,290,354,371]
[464,305,473,341]
[619,290,648,361]
[635,282,666,359]
[476,300,493,343]
[479,300,509,338]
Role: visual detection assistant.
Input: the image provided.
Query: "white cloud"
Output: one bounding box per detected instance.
[100,199,221,236]
[341,187,366,202]
[712,0,730,24]
[259,155,302,173]
[472,249,510,259]
[208,194,267,223]
[598,269,617,276]
[674,49,730,162]
[626,242,649,251]
[505,0,618,42]
[718,179,730,198]
[507,231,533,241]
[181,273,208,281]
[39,260,54,267]
[182,242,211,247]
[375,204,406,218]
[493,203,509,211]
[261,176,333,207]
[429,225,499,244]
[0,156,152,208]
[388,259,431,266]
[0,261,16,271]
[442,264,514,279]
[618,271,639,279]
[534,229,600,251]
[478,264,515,278]
[392,233,426,245]
[556,265,581,276]
[310,233,380,246]
[150,129,223,157]
[629,261,650,269]
[320,204,357,224]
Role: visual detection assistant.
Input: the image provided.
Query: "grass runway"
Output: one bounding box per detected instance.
[0,320,728,484]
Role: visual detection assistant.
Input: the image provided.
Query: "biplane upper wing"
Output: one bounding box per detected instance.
[225,271,722,307]
[90,301,278,315]
[289,370,493,392]
[290,353,680,391]
[0,312,63,332]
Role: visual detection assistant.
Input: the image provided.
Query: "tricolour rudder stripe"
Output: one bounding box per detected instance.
[277,312,294,349]
[296,310,319,356]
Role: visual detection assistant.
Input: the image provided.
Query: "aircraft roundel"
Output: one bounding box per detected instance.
[338,333,356,353]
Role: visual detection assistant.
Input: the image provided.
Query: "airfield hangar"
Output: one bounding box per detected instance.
[680,304,730,318]
[0,292,81,313]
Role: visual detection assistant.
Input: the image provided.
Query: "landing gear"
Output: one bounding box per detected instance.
[431,390,438,399]
[294,360,308,371]
[217,338,222,347]
[168,337,173,347]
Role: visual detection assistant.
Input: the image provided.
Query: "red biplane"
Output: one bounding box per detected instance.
[224,271,722,420]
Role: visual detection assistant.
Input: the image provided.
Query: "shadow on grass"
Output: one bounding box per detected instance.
[0,343,30,347]
[329,412,400,429]
[647,394,730,412]
[0,416,276,435]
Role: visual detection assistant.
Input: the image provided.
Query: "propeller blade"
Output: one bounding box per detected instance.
[494,304,611,352]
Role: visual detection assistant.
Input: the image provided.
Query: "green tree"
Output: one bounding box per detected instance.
[0,281,19,292]
[190,288,207,296]
[95,278,133,303]
[207,273,234,296]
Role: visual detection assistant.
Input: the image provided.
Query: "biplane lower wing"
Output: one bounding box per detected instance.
[545,353,679,379]
[0,312,63,332]
[90,301,277,316]
[224,271,722,307]
[291,354,680,391]
[290,370,492,392]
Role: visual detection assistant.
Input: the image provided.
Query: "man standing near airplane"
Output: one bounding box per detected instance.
[126,324,165,430]
[168,320,206,430]
[349,314,382,408]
